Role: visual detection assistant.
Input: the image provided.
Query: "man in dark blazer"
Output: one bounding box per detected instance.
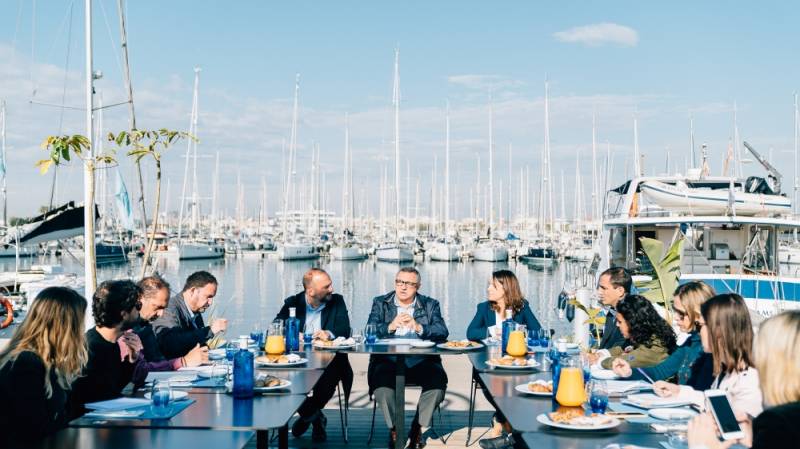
[597,267,631,350]
[152,271,228,359]
[277,268,353,443]
[367,266,448,449]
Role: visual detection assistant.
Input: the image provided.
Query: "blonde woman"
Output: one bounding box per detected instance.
[689,310,800,448]
[0,287,88,443]
[613,281,715,383]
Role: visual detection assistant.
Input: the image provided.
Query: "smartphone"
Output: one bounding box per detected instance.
[704,389,744,440]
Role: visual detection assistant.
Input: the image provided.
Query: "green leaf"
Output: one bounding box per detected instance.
[634,236,683,319]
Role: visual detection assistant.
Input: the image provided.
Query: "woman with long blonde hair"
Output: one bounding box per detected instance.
[0,287,88,442]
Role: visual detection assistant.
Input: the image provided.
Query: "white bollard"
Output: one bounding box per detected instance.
[573,288,592,347]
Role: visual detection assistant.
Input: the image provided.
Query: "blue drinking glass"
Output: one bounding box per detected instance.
[225,342,237,362]
[151,380,172,417]
[527,329,539,347]
[589,381,609,414]
[364,324,377,345]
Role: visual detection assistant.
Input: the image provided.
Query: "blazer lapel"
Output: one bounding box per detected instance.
[320,300,332,331]
[294,293,308,330]
[486,304,496,327]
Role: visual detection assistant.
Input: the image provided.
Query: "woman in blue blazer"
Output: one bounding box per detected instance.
[467,270,542,342]
[468,270,542,449]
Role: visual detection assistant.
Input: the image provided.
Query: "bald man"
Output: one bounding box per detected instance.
[275,268,353,443]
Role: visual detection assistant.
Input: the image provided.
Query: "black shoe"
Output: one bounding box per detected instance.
[387,427,397,449]
[311,411,327,442]
[406,421,424,449]
[478,434,515,449]
[291,414,313,438]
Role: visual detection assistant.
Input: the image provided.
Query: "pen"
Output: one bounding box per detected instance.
[636,367,656,384]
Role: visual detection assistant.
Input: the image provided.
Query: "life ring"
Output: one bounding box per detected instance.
[0,297,12,329]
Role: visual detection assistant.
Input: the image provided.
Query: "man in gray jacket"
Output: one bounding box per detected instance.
[367,267,448,449]
[152,271,227,359]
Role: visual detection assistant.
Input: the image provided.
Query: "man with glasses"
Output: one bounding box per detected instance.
[366,267,449,449]
[276,268,353,443]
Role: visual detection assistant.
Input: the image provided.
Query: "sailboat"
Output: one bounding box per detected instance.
[0,101,36,258]
[331,114,367,261]
[152,68,223,261]
[375,50,414,263]
[276,74,320,261]
[428,102,460,262]
[471,95,508,262]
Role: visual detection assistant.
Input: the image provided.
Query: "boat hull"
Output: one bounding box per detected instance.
[640,181,791,216]
[375,245,414,262]
[330,246,367,260]
[427,243,460,261]
[276,244,320,261]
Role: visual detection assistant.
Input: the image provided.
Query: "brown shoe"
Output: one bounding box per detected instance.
[406,422,425,449]
[387,427,397,449]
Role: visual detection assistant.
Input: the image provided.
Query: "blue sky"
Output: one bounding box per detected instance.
[0,1,798,220]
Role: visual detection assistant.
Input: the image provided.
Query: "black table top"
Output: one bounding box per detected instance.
[18,428,253,449]
[70,392,306,431]
[520,430,668,449]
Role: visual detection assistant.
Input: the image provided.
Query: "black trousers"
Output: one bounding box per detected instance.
[367,355,448,393]
[297,353,353,418]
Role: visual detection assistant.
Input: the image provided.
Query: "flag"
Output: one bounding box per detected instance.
[115,170,135,231]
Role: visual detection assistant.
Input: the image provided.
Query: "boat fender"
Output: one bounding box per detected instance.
[0,297,12,329]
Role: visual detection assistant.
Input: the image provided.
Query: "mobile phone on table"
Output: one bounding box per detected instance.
[704,389,744,440]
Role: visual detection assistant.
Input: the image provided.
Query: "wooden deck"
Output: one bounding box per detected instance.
[244,354,499,448]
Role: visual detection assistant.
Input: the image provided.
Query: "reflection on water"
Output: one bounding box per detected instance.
[2,255,588,339]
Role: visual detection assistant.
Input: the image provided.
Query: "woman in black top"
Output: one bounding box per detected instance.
[0,287,88,444]
[689,310,800,448]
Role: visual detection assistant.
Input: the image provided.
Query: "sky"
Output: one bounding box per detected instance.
[0,1,798,221]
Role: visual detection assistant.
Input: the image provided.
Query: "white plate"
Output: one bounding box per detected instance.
[191,366,229,379]
[225,379,292,392]
[648,408,698,421]
[255,357,308,367]
[536,413,621,431]
[313,342,356,350]
[591,368,620,380]
[144,390,189,400]
[166,375,198,383]
[486,359,540,369]
[409,340,436,348]
[208,349,226,360]
[436,342,485,351]
[514,382,553,396]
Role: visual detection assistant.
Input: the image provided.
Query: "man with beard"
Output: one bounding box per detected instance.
[276,268,353,443]
[71,280,146,414]
[153,271,227,359]
[131,276,208,374]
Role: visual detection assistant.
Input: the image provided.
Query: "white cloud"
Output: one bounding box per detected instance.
[553,23,639,47]
[447,75,525,91]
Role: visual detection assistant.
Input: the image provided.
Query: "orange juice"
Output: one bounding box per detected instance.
[265,335,285,355]
[555,367,586,406]
[506,330,527,357]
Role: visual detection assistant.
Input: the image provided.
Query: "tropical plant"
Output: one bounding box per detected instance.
[634,235,684,322]
[39,134,119,291]
[108,129,193,277]
[568,298,605,347]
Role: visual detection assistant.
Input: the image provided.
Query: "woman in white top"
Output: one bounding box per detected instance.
[653,293,762,418]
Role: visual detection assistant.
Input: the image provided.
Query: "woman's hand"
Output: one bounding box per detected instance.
[653,380,680,397]
[611,358,632,377]
[688,412,752,449]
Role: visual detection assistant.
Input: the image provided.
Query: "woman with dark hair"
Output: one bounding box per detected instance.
[613,281,715,382]
[466,269,542,341]
[596,294,677,369]
[654,293,762,417]
[466,270,542,449]
[0,287,88,444]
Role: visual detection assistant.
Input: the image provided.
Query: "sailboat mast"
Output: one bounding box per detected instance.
[445,101,450,236]
[83,0,97,298]
[543,80,554,232]
[591,112,598,221]
[282,74,300,240]
[178,68,200,242]
[634,116,642,177]
[794,93,799,216]
[1,101,7,226]
[488,93,494,236]
[393,48,401,243]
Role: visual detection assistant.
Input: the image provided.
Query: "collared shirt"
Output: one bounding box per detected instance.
[393,295,421,337]
[305,298,332,338]
[182,296,200,328]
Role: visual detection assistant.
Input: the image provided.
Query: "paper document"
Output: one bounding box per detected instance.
[84,397,151,411]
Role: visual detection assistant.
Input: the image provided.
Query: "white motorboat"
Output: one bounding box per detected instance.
[375,243,414,263]
[640,180,790,216]
[276,242,320,261]
[330,244,367,260]
[427,241,460,262]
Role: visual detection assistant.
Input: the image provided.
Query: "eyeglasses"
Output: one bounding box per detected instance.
[394,279,418,288]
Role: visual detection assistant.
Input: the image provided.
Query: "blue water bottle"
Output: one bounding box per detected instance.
[551,339,567,399]
[285,307,300,352]
[233,337,254,398]
[500,309,515,355]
